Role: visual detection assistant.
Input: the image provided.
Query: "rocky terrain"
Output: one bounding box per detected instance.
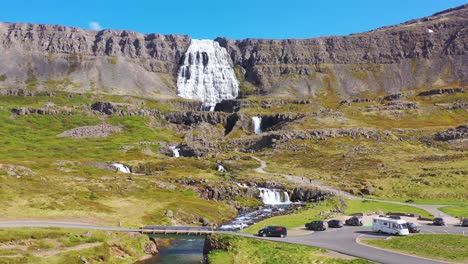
[0,5,466,98]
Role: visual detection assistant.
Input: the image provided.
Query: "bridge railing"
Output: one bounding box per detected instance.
[140,225,214,235]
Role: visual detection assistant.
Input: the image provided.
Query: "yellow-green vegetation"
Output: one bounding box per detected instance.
[259,90,468,202]
[439,206,468,218]
[345,200,432,218]
[0,228,150,264]
[364,234,468,263]
[208,234,371,264]
[0,94,238,226]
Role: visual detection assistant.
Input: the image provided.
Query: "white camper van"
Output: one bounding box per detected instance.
[372,217,409,236]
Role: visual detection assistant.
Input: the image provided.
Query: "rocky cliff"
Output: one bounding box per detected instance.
[216,4,468,97]
[0,22,190,97]
[0,4,466,98]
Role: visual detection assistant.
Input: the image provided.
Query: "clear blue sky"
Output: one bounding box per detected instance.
[1,0,466,39]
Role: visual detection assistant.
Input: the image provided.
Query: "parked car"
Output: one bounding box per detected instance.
[327,219,344,228]
[407,222,421,233]
[345,216,363,226]
[433,217,446,226]
[305,220,327,231]
[462,219,468,227]
[258,226,287,238]
[387,215,401,220]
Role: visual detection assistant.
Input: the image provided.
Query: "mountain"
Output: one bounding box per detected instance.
[0,4,466,98]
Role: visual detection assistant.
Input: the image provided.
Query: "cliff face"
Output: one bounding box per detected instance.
[216,4,468,97]
[0,4,467,98]
[0,22,190,97]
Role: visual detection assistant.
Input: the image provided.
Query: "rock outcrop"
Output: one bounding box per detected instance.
[434,125,468,141]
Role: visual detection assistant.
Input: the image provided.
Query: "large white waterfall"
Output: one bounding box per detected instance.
[176,39,239,108]
[252,116,263,134]
[258,188,291,205]
[111,163,131,174]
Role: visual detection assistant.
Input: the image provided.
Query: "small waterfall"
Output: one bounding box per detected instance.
[252,116,262,134]
[177,39,239,109]
[111,163,131,174]
[170,146,180,158]
[217,165,226,172]
[258,188,291,205]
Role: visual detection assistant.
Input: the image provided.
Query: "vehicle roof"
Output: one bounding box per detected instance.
[373,217,407,224]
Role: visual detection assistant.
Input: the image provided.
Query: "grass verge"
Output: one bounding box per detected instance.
[363,234,468,263]
[207,234,371,264]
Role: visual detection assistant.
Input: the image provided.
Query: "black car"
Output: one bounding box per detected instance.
[327,219,344,228]
[433,217,446,226]
[345,216,363,226]
[407,222,421,233]
[258,226,287,238]
[462,219,468,227]
[305,220,327,231]
[387,215,401,220]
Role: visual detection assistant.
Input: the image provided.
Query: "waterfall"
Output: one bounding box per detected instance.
[170,146,180,158]
[176,39,239,109]
[252,116,262,134]
[258,188,291,205]
[111,163,131,174]
[217,165,226,172]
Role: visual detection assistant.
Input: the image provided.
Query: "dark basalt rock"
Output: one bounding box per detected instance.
[290,187,332,202]
[434,125,468,141]
[418,88,465,96]
[91,101,117,115]
[384,93,403,101]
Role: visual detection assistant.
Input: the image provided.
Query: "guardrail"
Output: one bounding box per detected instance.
[140,225,215,235]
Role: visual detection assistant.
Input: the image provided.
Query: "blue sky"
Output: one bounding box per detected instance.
[1,0,466,39]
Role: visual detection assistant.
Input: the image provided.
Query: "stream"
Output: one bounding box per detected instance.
[136,239,205,264]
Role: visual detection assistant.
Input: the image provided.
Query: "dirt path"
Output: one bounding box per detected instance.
[251,156,460,223]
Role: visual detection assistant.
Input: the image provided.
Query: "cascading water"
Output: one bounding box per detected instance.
[217,165,226,172]
[111,163,131,174]
[252,116,263,134]
[258,188,291,205]
[176,39,239,109]
[218,187,295,231]
[170,146,180,158]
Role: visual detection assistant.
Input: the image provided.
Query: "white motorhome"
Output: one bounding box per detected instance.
[372,217,409,236]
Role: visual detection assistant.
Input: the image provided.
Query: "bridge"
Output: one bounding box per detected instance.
[140,225,214,238]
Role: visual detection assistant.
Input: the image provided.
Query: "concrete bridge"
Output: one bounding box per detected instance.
[141,225,214,238]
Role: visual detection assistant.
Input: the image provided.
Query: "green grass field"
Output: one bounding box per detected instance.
[0,227,150,264]
[208,234,371,264]
[364,234,468,262]
[439,206,468,218]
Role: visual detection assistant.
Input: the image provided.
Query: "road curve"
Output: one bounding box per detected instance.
[0,221,465,264]
[223,225,466,264]
[251,156,460,223]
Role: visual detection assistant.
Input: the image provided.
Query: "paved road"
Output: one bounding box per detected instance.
[251,156,460,224]
[223,225,467,264]
[1,220,466,264]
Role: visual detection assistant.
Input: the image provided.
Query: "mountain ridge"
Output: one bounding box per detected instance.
[0,4,466,98]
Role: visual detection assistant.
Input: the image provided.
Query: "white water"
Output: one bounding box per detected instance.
[176,39,239,108]
[111,163,131,174]
[217,165,226,172]
[258,188,291,205]
[252,116,263,134]
[170,146,180,158]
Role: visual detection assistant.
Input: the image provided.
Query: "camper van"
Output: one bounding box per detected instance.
[372,217,409,236]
